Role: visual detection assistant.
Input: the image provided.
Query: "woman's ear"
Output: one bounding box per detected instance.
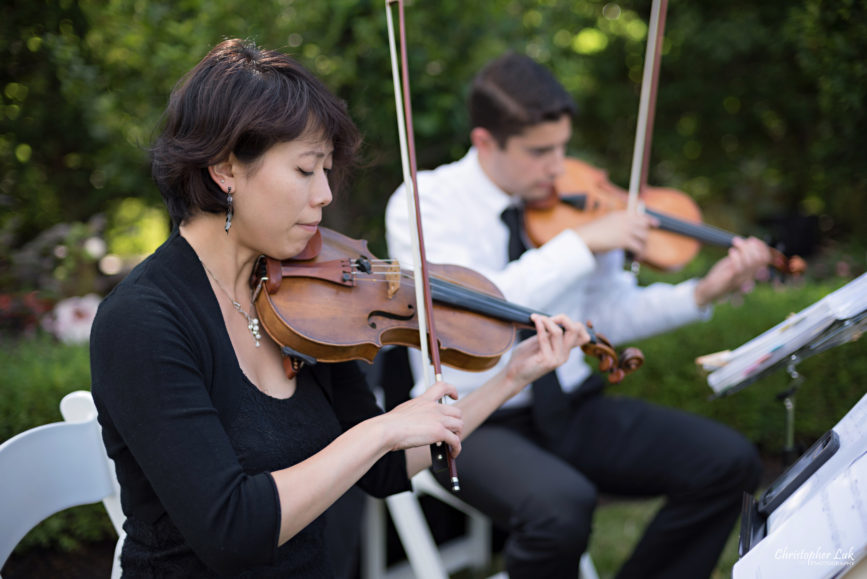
[208,160,234,192]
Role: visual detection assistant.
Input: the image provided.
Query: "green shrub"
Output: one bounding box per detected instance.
[0,334,91,439]
[615,277,867,457]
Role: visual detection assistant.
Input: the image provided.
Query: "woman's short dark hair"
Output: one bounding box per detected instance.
[151,38,361,225]
[469,52,577,147]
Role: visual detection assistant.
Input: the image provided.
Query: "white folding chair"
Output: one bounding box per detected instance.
[362,468,599,579]
[0,390,124,579]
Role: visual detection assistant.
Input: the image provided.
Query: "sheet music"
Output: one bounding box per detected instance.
[705,273,867,396]
[733,393,867,578]
[768,394,867,528]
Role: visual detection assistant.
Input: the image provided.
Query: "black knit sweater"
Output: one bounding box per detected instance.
[90,230,409,577]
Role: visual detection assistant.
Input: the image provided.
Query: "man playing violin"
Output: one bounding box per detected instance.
[385,51,770,579]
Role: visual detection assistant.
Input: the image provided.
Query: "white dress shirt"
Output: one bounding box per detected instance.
[385,147,711,408]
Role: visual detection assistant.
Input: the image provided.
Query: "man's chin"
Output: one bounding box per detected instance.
[524,186,556,202]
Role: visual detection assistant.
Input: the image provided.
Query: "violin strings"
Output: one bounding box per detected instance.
[342,261,537,326]
[644,209,735,247]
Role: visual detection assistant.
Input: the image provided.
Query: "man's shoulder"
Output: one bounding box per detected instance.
[422,150,476,183]
[394,150,475,192]
[387,152,474,216]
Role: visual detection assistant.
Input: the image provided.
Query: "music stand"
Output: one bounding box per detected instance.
[701,273,867,462]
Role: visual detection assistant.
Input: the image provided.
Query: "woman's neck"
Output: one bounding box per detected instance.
[179,213,258,296]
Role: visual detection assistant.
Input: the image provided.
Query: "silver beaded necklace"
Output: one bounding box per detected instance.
[200,260,262,348]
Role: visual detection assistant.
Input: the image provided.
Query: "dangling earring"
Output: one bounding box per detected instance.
[224,186,233,234]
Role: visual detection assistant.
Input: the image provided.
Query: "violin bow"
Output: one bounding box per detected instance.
[385,0,460,491]
[626,0,668,214]
[624,0,805,277]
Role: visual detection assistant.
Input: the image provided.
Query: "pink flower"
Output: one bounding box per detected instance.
[42,294,102,344]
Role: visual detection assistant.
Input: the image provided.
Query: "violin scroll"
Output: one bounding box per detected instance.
[770,250,807,277]
[617,347,646,381]
[581,321,645,384]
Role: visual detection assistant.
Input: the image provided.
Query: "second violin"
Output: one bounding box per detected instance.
[524,157,807,275]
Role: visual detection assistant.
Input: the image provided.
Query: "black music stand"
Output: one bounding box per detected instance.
[702,273,867,463]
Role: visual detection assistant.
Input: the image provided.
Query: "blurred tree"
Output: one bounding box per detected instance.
[2,0,864,281]
[0,1,98,244]
[788,0,867,243]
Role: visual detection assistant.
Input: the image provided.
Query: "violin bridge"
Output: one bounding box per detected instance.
[385,260,400,299]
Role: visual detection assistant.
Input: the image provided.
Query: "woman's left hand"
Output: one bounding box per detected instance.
[504,314,589,392]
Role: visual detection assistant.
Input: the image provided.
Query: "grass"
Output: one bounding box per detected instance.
[587,497,740,579]
[588,498,664,577]
[453,494,745,578]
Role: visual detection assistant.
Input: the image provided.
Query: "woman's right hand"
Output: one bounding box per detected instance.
[380,381,464,457]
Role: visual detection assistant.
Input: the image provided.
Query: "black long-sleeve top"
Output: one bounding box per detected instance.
[90,230,410,577]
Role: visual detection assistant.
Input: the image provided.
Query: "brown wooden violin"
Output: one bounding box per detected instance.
[250,227,644,384]
[524,157,807,275]
[524,0,805,277]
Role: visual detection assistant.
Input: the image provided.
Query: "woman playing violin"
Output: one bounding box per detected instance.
[89,39,589,577]
[385,51,768,579]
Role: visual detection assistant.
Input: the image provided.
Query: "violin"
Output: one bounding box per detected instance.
[524,157,807,275]
[250,227,644,384]
[526,0,804,276]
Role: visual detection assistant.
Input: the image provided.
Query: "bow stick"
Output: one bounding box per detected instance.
[626,0,668,214]
[623,0,668,274]
[385,0,460,491]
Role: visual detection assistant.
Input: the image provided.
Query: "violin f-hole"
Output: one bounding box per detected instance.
[367,304,415,329]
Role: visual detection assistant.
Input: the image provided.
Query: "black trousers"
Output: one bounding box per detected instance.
[434,379,762,579]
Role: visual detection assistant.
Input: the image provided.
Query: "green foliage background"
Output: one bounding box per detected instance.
[2,0,866,259]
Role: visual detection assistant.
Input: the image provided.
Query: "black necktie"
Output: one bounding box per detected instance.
[500,205,570,444]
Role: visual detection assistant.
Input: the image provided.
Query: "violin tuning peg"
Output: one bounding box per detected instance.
[608,368,625,384]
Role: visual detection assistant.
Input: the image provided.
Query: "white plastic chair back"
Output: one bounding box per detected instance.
[59,390,125,538]
[0,390,124,578]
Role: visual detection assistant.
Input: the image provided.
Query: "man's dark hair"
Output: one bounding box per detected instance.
[469,52,577,147]
[151,38,361,226]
